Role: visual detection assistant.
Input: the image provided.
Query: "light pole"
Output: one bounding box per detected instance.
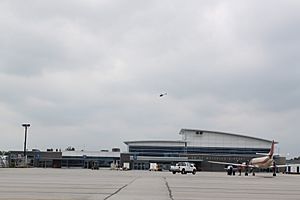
[22,123,30,165]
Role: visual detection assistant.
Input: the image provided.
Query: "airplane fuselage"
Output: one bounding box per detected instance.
[208,140,277,176]
[249,156,273,168]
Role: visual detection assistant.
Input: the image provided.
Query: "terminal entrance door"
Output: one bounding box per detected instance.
[133,162,149,170]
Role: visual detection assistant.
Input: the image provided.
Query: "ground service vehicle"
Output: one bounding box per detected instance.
[170,162,196,174]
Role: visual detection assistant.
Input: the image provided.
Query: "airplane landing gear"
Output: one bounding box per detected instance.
[272,161,277,177]
[250,168,255,176]
[245,166,249,176]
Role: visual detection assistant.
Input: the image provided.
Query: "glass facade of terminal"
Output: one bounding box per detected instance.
[126,145,272,170]
[128,146,269,157]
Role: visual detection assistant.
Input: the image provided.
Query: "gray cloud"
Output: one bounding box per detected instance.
[0,0,300,156]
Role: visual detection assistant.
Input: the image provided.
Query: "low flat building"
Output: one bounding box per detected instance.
[61,151,120,168]
[8,150,62,168]
[8,149,121,169]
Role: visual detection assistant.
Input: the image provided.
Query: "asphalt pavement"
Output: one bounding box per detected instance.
[0,168,299,200]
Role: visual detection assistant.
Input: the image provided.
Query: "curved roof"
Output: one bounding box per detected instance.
[124,129,274,149]
[179,129,273,143]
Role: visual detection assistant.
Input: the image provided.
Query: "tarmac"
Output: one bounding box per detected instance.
[0,168,300,200]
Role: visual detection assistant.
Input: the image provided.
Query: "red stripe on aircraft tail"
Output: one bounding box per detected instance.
[268,140,275,157]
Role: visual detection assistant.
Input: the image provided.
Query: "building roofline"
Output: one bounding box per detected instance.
[124,140,185,145]
[179,128,274,143]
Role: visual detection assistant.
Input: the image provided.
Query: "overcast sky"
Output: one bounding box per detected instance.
[1,0,300,157]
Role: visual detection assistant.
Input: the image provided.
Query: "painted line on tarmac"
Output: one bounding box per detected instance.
[163,177,174,200]
[103,178,138,200]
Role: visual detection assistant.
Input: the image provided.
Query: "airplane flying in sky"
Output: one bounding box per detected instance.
[208,140,285,176]
[159,92,167,97]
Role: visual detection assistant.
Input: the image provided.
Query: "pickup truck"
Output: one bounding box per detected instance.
[170,162,196,174]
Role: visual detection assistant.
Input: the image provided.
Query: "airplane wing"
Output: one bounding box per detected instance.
[208,161,255,168]
[271,164,290,168]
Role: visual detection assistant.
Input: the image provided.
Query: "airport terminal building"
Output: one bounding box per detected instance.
[121,129,285,171]
[6,128,285,172]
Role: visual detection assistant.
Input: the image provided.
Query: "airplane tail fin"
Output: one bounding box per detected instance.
[268,140,275,158]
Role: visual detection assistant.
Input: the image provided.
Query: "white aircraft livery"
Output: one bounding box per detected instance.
[208,140,286,176]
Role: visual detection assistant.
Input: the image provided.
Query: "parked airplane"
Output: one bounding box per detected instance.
[208,140,285,176]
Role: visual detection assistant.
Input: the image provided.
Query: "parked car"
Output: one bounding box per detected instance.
[170,162,196,174]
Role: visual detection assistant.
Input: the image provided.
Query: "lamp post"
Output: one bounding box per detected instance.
[22,123,30,165]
